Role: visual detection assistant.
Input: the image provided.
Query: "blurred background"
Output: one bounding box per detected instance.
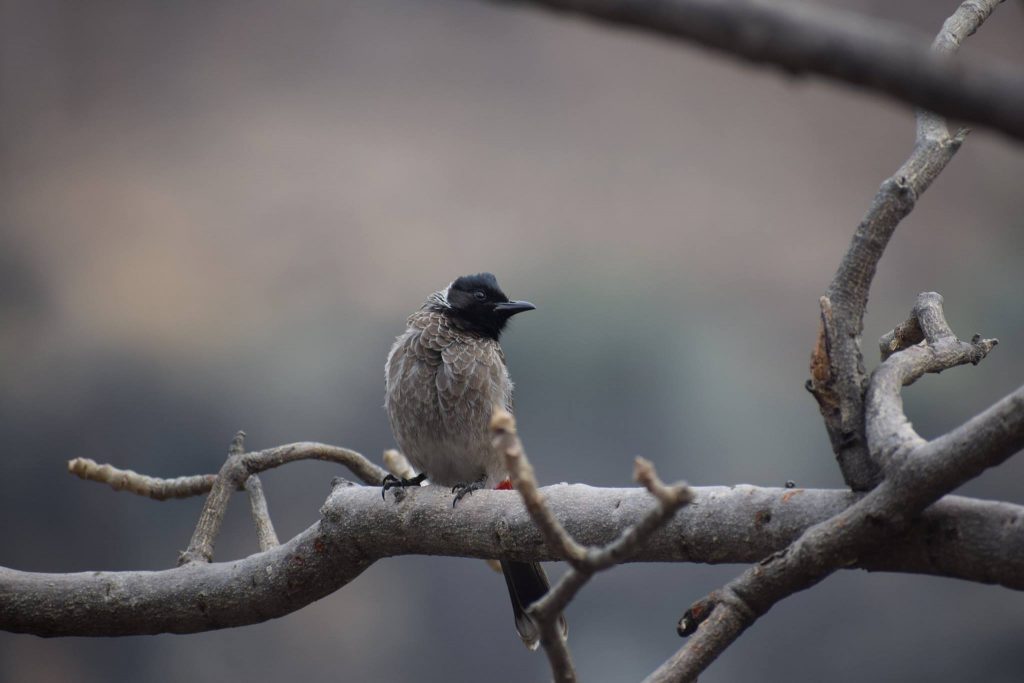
[2,1,1023,681]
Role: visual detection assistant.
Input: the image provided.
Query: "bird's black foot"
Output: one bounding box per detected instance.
[381,472,427,500]
[451,477,487,507]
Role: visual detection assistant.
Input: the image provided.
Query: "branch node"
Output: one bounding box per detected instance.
[229,430,246,456]
[634,457,693,507]
[491,408,587,565]
[677,594,718,637]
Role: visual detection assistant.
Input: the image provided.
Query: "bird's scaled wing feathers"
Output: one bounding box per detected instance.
[437,340,511,426]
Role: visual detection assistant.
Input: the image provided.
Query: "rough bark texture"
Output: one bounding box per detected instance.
[806,0,1000,491]
[3,484,1024,638]
[652,296,1018,682]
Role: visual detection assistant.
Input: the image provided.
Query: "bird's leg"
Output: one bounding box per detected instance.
[451,475,488,507]
[381,472,427,499]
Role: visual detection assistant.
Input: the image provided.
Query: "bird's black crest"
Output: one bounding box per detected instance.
[450,273,504,299]
[438,272,534,340]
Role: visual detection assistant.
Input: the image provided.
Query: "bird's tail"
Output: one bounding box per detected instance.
[499,559,568,650]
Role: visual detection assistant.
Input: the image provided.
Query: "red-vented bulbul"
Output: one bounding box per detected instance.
[384,272,566,649]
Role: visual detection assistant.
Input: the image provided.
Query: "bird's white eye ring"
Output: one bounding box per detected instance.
[473,290,487,301]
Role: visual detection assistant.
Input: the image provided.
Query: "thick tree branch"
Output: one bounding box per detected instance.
[807,0,1000,490]
[654,296,1015,683]
[4,483,1024,638]
[495,0,1022,142]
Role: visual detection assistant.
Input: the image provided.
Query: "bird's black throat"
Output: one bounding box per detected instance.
[436,272,535,341]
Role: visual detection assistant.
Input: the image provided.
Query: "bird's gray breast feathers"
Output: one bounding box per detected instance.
[385,311,513,486]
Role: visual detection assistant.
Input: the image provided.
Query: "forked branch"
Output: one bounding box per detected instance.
[807,0,1002,490]
[491,408,693,683]
[653,294,1018,683]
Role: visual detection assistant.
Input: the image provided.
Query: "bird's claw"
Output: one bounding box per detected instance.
[381,472,427,500]
[451,479,486,507]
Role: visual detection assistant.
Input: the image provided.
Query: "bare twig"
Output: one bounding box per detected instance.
[68,458,217,500]
[491,409,693,683]
[236,442,386,486]
[492,410,588,567]
[244,476,280,551]
[878,316,924,361]
[495,0,1023,142]
[176,434,385,564]
[807,0,1001,490]
[491,409,580,682]
[867,293,998,462]
[652,296,1015,683]
[70,442,386,501]
[531,457,693,622]
[178,432,248,565]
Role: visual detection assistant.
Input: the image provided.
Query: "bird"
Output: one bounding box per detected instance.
[383,272,566,649]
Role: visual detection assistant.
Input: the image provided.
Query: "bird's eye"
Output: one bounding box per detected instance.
[473,290,487,301]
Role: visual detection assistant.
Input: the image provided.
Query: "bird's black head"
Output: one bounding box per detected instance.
[437,272,535,340]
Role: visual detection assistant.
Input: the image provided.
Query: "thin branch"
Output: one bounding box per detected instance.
[177,435,385,564]
[531,457,693,621]
[807,0,1000,490]
[244,475,280,551]
[878,316,924,361]
[495,0,1023,142]
[653,296,1012,683]
[70,443,386,500]
[492,410,588,567]
[68,457,217,500]
[179,432,248,565]
[237,442,387,486]
[491,409,579,682]
[71,437,383,564]
[867,293,998,463]
[535,611,577,683]
[492,409,693,682]
[908,291,956,342]
[4,484,1024,637]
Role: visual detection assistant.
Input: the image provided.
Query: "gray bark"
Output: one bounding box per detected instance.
[3,484,1023,637]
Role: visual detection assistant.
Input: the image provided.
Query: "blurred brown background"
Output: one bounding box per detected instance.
[2,1,1023,681]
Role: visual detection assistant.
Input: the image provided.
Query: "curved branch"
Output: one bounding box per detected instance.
[173,437,384,564]
[807,0,1000,490]
[867,293,998,463]
[4,484,1024,637]
[497,0,1023,142]
[657,294,1014,683]
[70,442,386,503]
[69,435,385,566]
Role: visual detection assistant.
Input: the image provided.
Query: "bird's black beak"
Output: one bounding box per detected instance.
[493,300,536,316]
